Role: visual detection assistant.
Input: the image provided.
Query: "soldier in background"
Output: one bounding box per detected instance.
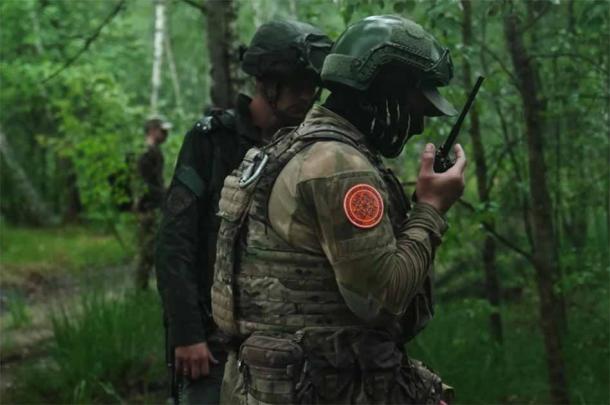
[135,116,170,290]
[212,15,465,404]
[155,21,332,404]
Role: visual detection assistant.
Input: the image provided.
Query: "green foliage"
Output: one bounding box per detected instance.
[0,223,134,283]
[409,298,609,404]
[1,0,609,403]
[3,293,32,330]
[10,290,164,404]
[0,0,207,224]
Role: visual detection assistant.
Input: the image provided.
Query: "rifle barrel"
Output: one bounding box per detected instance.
[441,75,485,156]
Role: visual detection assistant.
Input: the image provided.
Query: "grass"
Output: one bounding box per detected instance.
[4,290,607,404]
[0,222,135,284]
[408,296,609,404]
[8,289,165,404]
[1,220,606,404]
[3,293,31,330]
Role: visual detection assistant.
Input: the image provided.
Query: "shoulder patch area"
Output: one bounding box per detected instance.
[175,165,206,197]
[192,109,236,136]
[299,141,375,181]
[166,185,195,216]
[343,183,384,229]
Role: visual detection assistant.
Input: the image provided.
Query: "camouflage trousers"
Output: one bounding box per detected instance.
[135,210,158,289]
[219,328,452,404]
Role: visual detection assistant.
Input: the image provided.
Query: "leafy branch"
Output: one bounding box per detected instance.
[458,198,533,263]
[41,0,126,84]
[178,0,206,13]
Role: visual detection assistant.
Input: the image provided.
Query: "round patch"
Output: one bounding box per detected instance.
[343,184,384,229]
[166,186,194,216]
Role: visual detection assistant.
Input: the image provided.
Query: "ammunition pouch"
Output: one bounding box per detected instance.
[237,328,446,404]
[238,332,304,404]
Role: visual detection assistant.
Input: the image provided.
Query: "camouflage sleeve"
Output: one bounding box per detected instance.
[155,128,209,347]
[294,142,447,323]
[138,147,166,208]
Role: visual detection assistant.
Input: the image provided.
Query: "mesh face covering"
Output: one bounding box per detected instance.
[351,63,424,157]
[323,83,423,159]
[369,96,413,158]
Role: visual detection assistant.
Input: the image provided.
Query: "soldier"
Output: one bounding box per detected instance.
[135,116,171,290]
[212,15,465,404]
[155,21,332,404]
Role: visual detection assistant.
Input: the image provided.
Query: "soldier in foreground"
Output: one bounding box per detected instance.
[213,15,465,404]
[135,116,170,290]
[155,20,332,404]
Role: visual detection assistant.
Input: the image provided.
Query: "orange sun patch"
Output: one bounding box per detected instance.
[343,184,384,229]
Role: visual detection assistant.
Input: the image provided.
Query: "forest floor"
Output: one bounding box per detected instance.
[0,224,167,403]
[1,225,607,404]
[0,263,128,388]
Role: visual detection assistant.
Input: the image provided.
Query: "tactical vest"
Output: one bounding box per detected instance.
[211,120,424,338]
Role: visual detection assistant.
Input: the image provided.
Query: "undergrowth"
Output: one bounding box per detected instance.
[409,296,609,404]
[9,289,164,404]
[0,222,135,284]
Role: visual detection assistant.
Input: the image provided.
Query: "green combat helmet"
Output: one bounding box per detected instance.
[321,15,456,117]
[241,20,333,79]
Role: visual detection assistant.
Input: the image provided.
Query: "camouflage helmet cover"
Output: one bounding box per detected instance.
[144,115,172,133]
[241,20,333,78]
[321,15,456,116]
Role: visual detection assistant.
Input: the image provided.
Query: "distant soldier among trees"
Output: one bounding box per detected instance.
[135,116,171,290]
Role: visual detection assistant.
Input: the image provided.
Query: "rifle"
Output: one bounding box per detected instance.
[165,323,182,404]
[433,75,485,173]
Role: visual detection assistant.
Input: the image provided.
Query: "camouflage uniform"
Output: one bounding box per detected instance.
[135,142,165,290]
[155,20,332,405]
[213,15,457,404]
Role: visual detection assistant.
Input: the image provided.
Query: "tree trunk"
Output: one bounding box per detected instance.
[503,8,570,404]
[150,0,166,114]
[606,13,610,253]
[205,0,238,109]
[461,0,503,343]
[164,31,184,116]
[0,129,53,225]
[60,158,82,222]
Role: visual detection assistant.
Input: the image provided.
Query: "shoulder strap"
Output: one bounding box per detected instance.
[192,108,236,136]
[177,109,238,198]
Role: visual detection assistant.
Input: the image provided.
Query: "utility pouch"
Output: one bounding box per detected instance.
[238,332,304,404]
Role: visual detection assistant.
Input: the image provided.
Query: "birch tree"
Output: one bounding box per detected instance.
[150,0,166,115]
[0,129,53,225]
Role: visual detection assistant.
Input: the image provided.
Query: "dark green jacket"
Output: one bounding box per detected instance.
[155,94,263,347]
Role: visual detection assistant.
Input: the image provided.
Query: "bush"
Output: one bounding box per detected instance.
[11,289,164,404]
[408,298,609,404]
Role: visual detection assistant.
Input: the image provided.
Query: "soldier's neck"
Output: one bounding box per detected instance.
[323,92,372,136]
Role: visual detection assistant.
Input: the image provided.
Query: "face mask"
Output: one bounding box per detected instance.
[368,97,414,158]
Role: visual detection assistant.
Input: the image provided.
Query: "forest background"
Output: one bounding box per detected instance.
[0,0,608,403]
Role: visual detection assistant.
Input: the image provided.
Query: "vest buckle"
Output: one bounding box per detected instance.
[239,151,269,188]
